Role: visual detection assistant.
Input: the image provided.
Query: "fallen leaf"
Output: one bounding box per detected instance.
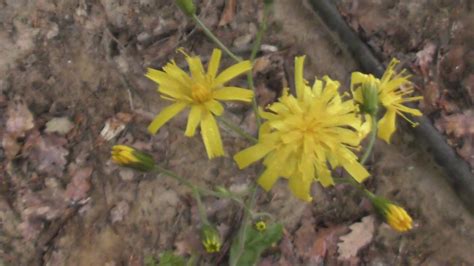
[435,110,474,138]
[2,134,21,160]
[218,0,237,26]
[24,131,69,177]
[64,167,93,202]
[415,42,437,79]
[337,215,375,261]
[294,220,316,258]
[441,45,466,83]
[6,99,34,137]
[421,81,440,113]
[110,201,130,223]
[100,112,133,141]
[309,225,348,264]
[253,56,272,74]
[45,117,74,135]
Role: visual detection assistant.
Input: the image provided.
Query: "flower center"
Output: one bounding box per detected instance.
[191,83,211,103]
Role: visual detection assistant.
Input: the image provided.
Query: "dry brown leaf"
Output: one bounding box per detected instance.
[100,112,133,141]
[253,56,272,74]
[435,110,474,138]
[64,167,93,203]
[6,99,34,138]
[294,220,316,258]
[24,131,69,177]
[337,215,375,261]
[415,42,436,79]
[218,0,237,26]
[309,225,348,264]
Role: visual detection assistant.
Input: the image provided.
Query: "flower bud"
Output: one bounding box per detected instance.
[111,145,155,172]
[200,224,221,253]
[361,75,379,115]
[369,193,413,232]
[255,221,267,232]
[176,0,196,17]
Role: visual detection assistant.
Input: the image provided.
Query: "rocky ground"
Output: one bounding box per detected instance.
[0,0,473,265]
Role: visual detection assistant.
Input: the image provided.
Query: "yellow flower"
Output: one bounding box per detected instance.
[234,56,370,201]
[111,145,155,171]
[201,224,221,253]
[351,59,423,143]
[385,204,413,232]
[146,49,253,159]
[255,221,267,232]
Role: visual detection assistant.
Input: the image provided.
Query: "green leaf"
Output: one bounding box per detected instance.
[158,251,186,266]
[229,223,283,266]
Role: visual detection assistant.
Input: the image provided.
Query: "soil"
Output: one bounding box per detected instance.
[0,0,473,265]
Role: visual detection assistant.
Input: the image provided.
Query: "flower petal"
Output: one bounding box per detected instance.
[207,49,222,79]
[200,112,224,159]
[343,161,370,183]
[213,87,254,102]
[185,105,203,136]
[258,167,280,191]
[204,99,224,116]
[378,108,397,143]
[214,61,252,85]
[234,143,275,169]
[288,176,313,202]
[148,102,188,134]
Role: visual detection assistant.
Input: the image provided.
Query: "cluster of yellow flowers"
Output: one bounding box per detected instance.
[144,50,421,202]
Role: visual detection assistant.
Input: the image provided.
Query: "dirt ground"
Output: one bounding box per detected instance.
[1,0,473,265]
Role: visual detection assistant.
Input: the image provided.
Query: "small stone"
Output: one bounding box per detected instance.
[46,23,59,39]
[233,34,253,49]
[119,168,135,181]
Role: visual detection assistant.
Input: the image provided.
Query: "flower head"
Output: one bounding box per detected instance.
[111,145,155,172]
[351,59,423,143]
[255,221,267,232]
[234,56,369,201]
[146,49,253,159]
[200,224,221,253]
[369,194,413,232]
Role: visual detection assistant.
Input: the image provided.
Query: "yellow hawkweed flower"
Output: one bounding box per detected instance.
[255,221,267,232]
[351,59,423,143]
[201,224,221,253]
[234,56,370,201]
[146,49,253,159]
[111,145,155,172]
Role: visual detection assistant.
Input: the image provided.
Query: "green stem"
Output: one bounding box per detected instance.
[360,114,378,164]
[192,14,242,62]
[230,186,259,266]
[193,187,209,224]
[217,116,258,144]
[245,4,271,129]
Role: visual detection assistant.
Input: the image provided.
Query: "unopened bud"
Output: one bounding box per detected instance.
[200,224,221,253]
[361,75,379,115]
[255,220,267,232]
[368,192,413,232]
[111,145,155,172]
[176,0,196,17]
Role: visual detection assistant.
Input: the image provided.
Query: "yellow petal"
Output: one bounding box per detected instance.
[378,108,397,143]
[294,56,306,99]
[213,87,254,102]
[207,49,222,79]
[214,61,252,85]
[148,102,187,134]
[316,164,334,187]
[234,143,274,169]
[186,56,205,82]
[257,167,280,191]
[343,161,370,183]
[288,176,312,202]
[185,105,203,136]
[359,115,372,140]
[204,99,224,116]
[200,112,224,159]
